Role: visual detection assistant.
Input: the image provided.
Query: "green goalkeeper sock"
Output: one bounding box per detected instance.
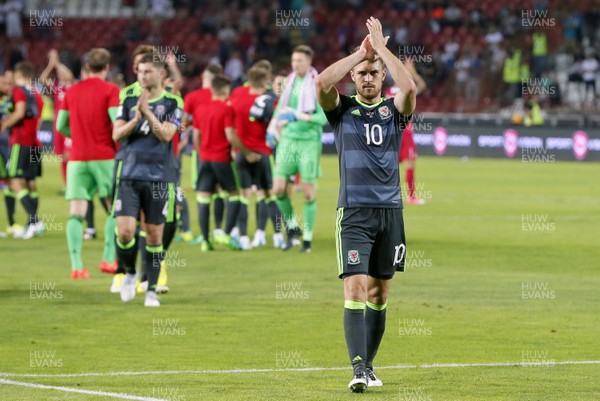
[303,199,316,242]
[276,194,297,229]
[66,215,85,271]
[102,215,116,263]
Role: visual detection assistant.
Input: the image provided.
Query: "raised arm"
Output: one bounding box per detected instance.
[405,58,427,94]
[366,17,417,115]
[166,53,183,94]
[315,38,370,111]
[56,62,75,84]
[39,50,59,88]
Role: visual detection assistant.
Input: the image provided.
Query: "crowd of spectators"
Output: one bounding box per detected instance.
[1,0,599,112]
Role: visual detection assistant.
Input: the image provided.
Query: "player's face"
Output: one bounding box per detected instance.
[0,76,6,95]
[4,71,14,89]
[291,52,311,76]
[137,62,164,90]
[273,75,285,96]
[133,54,145,74]
[13,71,25,84]
[351,60,386,101]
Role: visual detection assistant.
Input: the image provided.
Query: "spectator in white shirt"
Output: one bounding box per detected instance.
[484,25,503,51]
[580,52,598,100]
[224,51,244,86]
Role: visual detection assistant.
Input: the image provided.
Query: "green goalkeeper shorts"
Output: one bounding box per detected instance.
[274,137,322,184]
[65,159,115,201]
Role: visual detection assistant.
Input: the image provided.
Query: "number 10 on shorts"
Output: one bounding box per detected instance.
[393,244,406,266]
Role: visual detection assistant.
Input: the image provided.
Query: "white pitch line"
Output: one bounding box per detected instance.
[1,360,599,379]
[0,378,168,401]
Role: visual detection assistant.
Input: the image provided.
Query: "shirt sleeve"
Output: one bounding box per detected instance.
[224,105,235,129]
[108,85,120,108]
[394,99,412,132]
[323,94,347,127]
[118,86,129,103]
[183,93,193,115]
[169,98,183,129]
[12,87,25,105]
[116,98,130,121]
[60,89,69,111]
[107,86,120,123]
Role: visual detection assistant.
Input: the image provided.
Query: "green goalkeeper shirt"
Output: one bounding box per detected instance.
[274,77,327,142]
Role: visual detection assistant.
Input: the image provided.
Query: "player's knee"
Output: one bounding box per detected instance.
[302,191,315,202]
[367,294,388,306]
[346,291,367,302]
[367,287,388,305]
[117,223,136,243]
[145,228,163,244]
[344,279,368,301]
[301,184,315,200]
[272,184,284,197]
[9,179,23,192]
[117,231,134,244]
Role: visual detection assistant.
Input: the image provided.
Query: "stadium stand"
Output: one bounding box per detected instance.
[1,0,599,116]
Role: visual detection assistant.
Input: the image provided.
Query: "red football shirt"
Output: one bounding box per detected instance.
[172,129,181,157]
[52,81,71,155]
[183,88,211,117]
[229,84,249,101]
[10,86,43,146]
[229,90,271,155]
[194,99,235,162]
[60,77,120,161]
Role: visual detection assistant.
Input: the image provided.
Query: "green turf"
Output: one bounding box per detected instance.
[1,155,599,400]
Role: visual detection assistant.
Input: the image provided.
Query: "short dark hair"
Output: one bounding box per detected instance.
[133,44,155,59]
[87,48,111,72]
[205,64,223,75]
[138,53,165,69]
[210,74,231,94]
[14,61,35,79]
[247,66,269,88]
[252,59,272,72]
[292,45,314,59]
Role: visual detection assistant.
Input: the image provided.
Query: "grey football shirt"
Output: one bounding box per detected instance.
[325,95,410,208]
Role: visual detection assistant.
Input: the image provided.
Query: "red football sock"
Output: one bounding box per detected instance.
[406,167,415,198]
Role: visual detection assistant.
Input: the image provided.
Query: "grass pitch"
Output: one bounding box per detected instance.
[1,155,599,400]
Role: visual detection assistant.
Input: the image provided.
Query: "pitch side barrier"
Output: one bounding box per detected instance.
[39,117,600,162]
[320,115,600,162]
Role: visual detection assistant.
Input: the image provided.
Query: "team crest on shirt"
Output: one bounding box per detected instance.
[154,104,166,116]
[378,105,391,119]
[348,250,360,265]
